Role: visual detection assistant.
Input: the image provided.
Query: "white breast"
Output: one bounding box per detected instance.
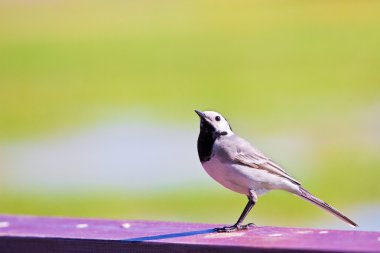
[202,155,298,196]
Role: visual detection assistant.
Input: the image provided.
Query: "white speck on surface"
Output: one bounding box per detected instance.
[268,233,282,237]
[377,236,380,242]
[121,223,131,229]
[76,223,88,229]
[296,230,313,234]
[0,222,10,228]
[205,232,245,238]
[319,231,329,234]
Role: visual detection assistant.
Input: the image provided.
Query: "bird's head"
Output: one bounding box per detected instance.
[194,110,233,137]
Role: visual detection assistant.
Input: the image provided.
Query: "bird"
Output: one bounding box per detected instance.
[194,110,358,232]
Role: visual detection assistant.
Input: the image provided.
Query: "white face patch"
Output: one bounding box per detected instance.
[202,111,233,135]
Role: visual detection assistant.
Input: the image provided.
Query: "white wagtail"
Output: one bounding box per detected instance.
[195,110,357,232]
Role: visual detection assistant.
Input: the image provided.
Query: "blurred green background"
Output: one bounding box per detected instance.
[1,1,379,230]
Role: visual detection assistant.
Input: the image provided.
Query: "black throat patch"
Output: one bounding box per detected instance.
[197,119,217,162]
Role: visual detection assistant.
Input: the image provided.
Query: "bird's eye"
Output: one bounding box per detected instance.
[215,116,221,121]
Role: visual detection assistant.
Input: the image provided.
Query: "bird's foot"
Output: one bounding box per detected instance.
[214,223,255,233]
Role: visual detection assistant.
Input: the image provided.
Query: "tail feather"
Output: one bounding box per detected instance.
[297,187,358,227]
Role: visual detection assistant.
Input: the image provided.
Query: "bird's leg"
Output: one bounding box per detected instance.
[215,194,256,233]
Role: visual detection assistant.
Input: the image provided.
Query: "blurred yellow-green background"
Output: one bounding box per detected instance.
[1,1,379,230]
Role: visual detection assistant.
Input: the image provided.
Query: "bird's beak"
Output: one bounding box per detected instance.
[194,110,206,119]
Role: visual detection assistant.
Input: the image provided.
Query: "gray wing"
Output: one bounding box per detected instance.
[219,134,300,185]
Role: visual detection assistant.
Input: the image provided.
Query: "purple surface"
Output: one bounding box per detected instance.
[0,214,379,253]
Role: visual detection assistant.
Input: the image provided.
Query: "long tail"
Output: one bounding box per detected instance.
[297,186,358,227]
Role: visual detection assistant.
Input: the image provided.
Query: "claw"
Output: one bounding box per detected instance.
[214,225,238,233]
[214,223,255,233]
